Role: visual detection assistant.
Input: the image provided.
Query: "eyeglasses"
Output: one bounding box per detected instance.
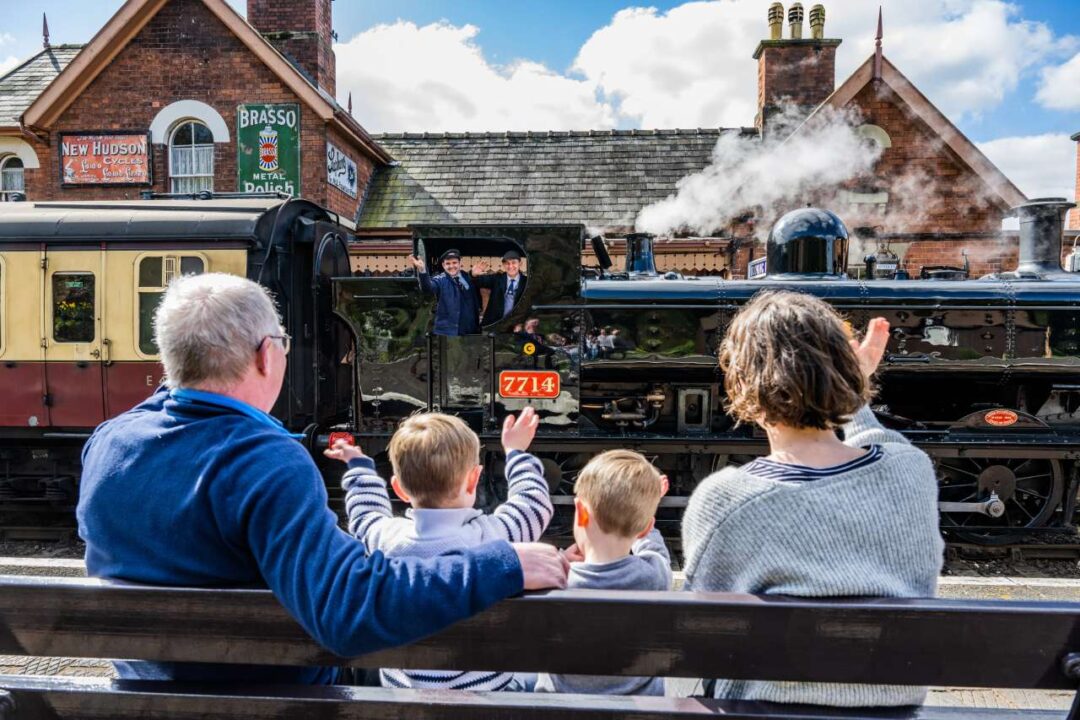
[258,333,291,355]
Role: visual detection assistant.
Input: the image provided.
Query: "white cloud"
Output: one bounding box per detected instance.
[977,133,1076,200]
[574,0,1072,128]
[0,56,19,77]
[335,21,614,132]
[1036,52,1080,110]
[334,2,1075,134]
[0,33,15,47]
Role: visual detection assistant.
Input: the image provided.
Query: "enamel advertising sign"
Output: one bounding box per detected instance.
[326,142,358,198]
[236,104,301,196]
[59,132,151,186]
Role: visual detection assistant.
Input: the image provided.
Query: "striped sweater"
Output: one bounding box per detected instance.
[342,450,553,691]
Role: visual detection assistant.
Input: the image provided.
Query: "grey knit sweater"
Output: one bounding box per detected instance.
[682,405,944,707]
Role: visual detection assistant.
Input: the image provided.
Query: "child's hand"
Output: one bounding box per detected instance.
[502,406,539,452]
[561,543,585,563]
[323,438,366,464]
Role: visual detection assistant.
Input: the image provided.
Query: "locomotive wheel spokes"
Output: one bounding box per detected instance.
[938,456,1064,544]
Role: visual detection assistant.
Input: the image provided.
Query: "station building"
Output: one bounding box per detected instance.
[0,1,1076,277]
[0,0,386,220]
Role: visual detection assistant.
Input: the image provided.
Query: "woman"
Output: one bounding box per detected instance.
[682,290,943,707]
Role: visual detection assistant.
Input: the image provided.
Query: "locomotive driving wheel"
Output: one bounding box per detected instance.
[937,456,1064,545]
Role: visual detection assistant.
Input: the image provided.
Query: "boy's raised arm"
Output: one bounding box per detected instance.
[477,408,553,543]
[327,440,399,553]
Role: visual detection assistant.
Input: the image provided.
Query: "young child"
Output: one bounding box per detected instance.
[325,406,553,691]
[534,449,672,696]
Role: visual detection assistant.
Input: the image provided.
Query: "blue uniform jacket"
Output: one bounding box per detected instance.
[418,271,481,336]
[77,388,522,684]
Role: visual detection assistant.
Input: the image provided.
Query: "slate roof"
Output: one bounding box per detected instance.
[358,128,757,230]
[0,45,83,127]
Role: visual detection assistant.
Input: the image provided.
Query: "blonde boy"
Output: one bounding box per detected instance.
[535,449,672,696]
[326,407,552,691]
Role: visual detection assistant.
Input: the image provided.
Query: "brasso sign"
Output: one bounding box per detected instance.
[326,142,357,198]
[236,103,300,196]
[59,132,151,186]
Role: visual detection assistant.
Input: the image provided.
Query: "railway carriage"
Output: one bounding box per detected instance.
[0,197,355,534]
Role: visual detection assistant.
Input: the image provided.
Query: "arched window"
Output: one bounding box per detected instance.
[169,121,214,194]
[0,156,25,201]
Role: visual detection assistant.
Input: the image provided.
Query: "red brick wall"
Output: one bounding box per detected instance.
[1071,138,1079,230]
[325,125,373,219]
[247,0,335,95]
[21,0,372,218]
[756,42,838,131]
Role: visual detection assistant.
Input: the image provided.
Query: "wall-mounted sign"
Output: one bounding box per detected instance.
[326,142,357,198]
[59,132,151,186]
[747,256,767,279]
[236,104,300,196]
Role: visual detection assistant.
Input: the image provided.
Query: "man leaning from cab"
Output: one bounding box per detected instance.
[409,249,483,336]
[77,272,568,684]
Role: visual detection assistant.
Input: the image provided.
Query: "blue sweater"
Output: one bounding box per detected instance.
[77,388,523,684]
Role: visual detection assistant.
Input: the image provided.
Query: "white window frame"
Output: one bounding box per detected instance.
[168,121,215,194]
[133,252,209,359]
[0,155,25,202]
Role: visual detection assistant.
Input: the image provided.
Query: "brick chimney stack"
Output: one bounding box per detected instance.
[248,0,336,96]
[1072,131,1080,230]
[753,3,841,136]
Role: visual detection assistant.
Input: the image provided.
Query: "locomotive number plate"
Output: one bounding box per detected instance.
[498,371,560,399]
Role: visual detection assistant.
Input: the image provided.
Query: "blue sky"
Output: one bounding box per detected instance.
[1,1,1077,198]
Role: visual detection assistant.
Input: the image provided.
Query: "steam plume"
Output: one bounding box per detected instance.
[635,106,883,236]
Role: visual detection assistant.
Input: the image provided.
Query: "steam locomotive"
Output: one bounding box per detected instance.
[337,198,1080,544]
[1,195,1077,544]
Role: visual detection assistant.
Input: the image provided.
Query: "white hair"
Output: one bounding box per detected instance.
[155,273,282,388]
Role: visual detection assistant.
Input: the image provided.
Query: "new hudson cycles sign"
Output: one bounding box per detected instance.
[237,104,300,195]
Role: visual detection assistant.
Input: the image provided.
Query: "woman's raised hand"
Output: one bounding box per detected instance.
[851,317,890,382]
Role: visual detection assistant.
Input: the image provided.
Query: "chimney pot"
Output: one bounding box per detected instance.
[788,3,804,39]
[809,4,825,39]
[768,3,784,41]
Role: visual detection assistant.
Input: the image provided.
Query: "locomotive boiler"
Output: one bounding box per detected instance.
[338,199,1080,544]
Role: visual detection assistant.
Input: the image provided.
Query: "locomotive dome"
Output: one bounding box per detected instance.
[765,207,850,278]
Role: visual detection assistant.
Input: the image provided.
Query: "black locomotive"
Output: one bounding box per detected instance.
[337,199,1080,544]
[1,195,1077,545]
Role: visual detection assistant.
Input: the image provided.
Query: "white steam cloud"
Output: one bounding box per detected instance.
[635,107,882,236]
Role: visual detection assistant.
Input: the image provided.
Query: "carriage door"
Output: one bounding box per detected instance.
[43,247,105,427]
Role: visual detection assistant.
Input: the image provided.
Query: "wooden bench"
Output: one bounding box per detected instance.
[1,575,1079,719]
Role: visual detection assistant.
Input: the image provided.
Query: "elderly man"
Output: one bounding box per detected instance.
[77,273,567,684]
[409,249,481,336]
[473,249,528,327]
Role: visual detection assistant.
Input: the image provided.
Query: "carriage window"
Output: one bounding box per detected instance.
[137,254,206,355]
[53,273,95,343]
[0,156,24,202]
[169,121,214,194]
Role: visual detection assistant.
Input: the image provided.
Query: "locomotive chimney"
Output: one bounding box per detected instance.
[624,233,658,276]
[1015,198,1076,278]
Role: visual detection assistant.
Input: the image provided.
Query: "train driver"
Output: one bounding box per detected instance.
[472,249,528,327]
[409,249,482,337]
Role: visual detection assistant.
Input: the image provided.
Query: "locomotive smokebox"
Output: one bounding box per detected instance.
[765,207,849,278]
[624,232,658,276]
[1015,198,1076,279]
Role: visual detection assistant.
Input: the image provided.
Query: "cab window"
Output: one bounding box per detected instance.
[53,272,96,343]
[137,254,205,355]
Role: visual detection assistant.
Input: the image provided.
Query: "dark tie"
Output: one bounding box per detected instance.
[504,280,516,318]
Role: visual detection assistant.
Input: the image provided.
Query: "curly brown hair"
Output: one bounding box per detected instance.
[718,290,869,430]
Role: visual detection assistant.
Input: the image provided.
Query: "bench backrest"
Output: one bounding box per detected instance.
[2,575,1080,690]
